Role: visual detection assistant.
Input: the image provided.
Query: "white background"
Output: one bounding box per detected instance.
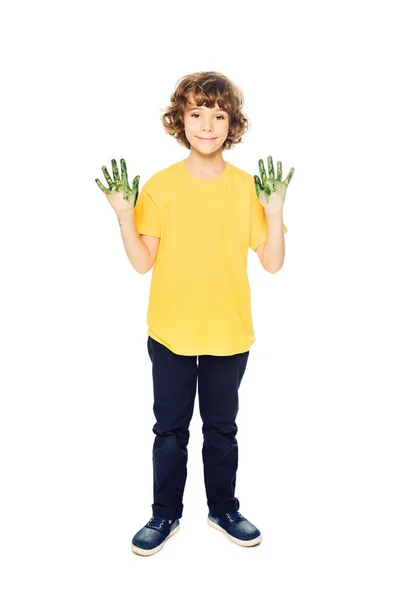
[1,0,399,598]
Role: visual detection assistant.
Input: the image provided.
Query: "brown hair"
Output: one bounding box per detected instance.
[160,71,250,151]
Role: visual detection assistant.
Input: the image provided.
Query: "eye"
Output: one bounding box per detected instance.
[191,113,225,120]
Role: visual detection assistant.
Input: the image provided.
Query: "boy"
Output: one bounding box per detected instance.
[95,71,294,557]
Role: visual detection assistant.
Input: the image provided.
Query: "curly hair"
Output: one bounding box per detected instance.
[160,71,250,151]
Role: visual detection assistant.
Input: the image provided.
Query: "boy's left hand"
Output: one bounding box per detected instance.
[254,156,295,215]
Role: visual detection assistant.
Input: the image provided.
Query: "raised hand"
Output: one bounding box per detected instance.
[95,158,140,216]
[254,156,294,214]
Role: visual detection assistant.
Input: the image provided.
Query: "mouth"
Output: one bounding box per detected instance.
[196,136,217,141]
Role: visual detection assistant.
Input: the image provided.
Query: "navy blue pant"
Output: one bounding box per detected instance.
[147,335,250,521]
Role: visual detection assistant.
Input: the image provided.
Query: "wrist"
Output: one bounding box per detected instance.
[116,209,134,221]
[264,208,283,219]
[116,210,135,228]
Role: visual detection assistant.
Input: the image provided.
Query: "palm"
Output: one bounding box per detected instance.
[254,156,294,211]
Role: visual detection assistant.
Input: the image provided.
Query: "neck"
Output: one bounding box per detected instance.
[184,149,226,176]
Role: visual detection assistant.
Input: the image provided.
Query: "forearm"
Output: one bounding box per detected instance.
[262,210,285,273]
[117,212,151,274]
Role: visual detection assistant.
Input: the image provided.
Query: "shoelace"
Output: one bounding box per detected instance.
[225,511,244,523]
[146,516,166,529]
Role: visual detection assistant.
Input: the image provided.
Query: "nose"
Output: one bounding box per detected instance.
[201,116,213,132]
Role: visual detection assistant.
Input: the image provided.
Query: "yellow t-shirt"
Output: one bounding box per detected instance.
[134,159,287,356]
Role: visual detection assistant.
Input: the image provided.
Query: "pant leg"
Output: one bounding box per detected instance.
[147,336,198,520]
[198,349,250,518]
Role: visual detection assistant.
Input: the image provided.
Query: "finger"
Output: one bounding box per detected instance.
[267,155,275,179]
[283,167,295,186]
[95,178,108,194]
[121,158,128,187]
[258,159,267,187]
[277,161,282,181]
[254,175,263,197]
[132,175,140,205]
[111,158,121,183]
[102,166,114,189]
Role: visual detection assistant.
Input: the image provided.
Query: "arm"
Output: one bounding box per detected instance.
[260,210,285,273]
[117,212,151,274]
[95,158,150,274]
[254,156,294,274]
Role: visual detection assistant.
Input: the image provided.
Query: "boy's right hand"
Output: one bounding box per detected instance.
[95,158,140,218]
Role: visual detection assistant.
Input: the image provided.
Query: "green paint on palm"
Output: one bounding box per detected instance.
[254,156,294,202]
[95,158,140,206]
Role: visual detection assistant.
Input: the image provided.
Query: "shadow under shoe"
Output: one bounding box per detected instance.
[131,516,180,556]
[207,511,262,547]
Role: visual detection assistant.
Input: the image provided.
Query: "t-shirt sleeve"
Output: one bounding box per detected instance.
[133,186,161,237]
[249,181,288,252]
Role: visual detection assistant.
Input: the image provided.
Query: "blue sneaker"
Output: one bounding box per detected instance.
[131,516,180,556]
[207,510,262,547]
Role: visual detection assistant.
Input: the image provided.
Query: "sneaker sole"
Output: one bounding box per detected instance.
[207,518,262,547]
[131,523,180,557]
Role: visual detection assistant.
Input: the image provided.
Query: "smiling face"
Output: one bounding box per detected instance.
[183,92,230,155]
